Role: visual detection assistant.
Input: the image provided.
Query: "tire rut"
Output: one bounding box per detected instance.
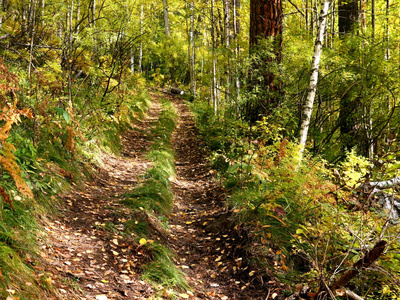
[41,99,162,300]
[167,95,270,300]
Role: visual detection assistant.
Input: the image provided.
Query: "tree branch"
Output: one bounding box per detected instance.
[332,240,387,289]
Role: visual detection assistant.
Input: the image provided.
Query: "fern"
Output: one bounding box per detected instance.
[0,64,34,201]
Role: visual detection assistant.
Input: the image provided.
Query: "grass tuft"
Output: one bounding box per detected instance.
[142,243,190,291]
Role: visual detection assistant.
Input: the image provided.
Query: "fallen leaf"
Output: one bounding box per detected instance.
[44,277,52,284]
[181,265,190,269]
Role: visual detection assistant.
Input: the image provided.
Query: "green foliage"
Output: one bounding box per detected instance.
[339,149,372,188]
[192,98,400,297]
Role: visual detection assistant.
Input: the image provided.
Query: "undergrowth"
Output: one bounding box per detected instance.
[0,60,152,299]
[190,100,400,299]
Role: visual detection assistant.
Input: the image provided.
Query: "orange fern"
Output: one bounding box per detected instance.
[0,60,34,201]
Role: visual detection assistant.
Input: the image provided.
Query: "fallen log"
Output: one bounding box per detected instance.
[170,87,185,95]
[286,241,387,300]
[359,177,400,221]
[331,240,387,290]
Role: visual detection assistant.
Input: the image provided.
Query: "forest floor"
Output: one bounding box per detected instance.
[40,91,281,299]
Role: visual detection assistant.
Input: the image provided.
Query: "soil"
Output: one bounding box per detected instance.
[40,91,285,299]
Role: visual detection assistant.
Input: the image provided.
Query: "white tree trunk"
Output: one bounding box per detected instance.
[360,177,400,221]
[224,0,231,103]
[210,0,218,114]
[138,4,143,73]
[189,1,196,95]
[298,0,330,160]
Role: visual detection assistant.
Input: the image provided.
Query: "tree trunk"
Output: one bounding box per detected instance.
[138,4,143,73]
[338,0,358,35]
[233,0,241,111]
[28,0,38,78]
[224,0,231,103]
[332,240,387,289]
[298,0,330,159]
[385,0,390,60]
[247,0,283,121]
[337,0,359,153]
[371,0,375,39]
[249,0,282,59]
[188,0,196,95]
[162,0,171,37]
[210,0,218,114]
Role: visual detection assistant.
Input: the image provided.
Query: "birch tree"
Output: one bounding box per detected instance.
[298,0,331,159]
[188,0,196,95]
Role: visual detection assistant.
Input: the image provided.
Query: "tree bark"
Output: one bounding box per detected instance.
[371,0,375,39]
[298,0,330,159]
[188,0,196,95]
[385,0,390,60]
[338,0,358,35]
[247,0,283,121]
[360,177,400,220]
[162,0,171,37]
[138,4,143,73]
[249,0,282,55]
[224,0,231,103]
[331,240,387,289]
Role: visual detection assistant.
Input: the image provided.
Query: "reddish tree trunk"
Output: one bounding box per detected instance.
[250,0,282,61]
[247,0,283,121]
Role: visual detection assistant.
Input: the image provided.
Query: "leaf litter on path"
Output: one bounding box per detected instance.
[39,99,163,299]
[40,92,283,300]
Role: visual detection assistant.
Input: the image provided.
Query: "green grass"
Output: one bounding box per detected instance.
[142,243,189,291]
[122,98,177,217]
[122,97,189,292]
[0,85,153,299]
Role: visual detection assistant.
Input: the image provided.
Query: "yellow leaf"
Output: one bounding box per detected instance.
[44,277,52,284]
[139,238,147,245]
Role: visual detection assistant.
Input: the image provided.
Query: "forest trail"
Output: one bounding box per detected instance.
[41,92,273,300]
